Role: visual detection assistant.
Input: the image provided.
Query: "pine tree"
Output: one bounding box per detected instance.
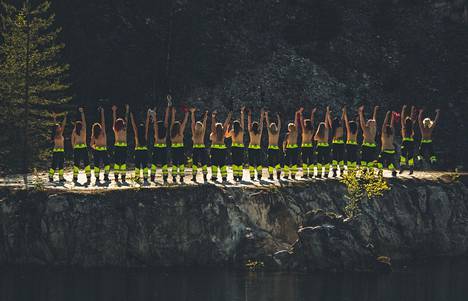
[0,0,70,184]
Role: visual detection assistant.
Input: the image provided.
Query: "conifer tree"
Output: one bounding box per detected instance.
[0,0,70,184]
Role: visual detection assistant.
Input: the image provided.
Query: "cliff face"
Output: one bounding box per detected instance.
[0,177,467,270]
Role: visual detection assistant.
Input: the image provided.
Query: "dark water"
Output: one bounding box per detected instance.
[1,258,467,301]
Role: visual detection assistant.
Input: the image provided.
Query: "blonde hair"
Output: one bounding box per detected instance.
[423,118,433,128]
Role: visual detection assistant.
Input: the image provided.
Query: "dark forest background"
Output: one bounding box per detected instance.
[3,0,468,171]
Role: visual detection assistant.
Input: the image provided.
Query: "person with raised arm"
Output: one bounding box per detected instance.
[283,109,301,179]
[418,108,440,167]
[314,106,332,178]
[377,111,397,177]
[343,106,359,173]
[190,107,209,182]
[226,106,245,182]
[90,107,110,183]
[49,111,67,182]
[264,111,282,180]
[330,107,345,177]
[299,107,316,178]
[169,105,189,183]
[150,97,170,183]
[210,110,232,182]
[130,109,150,183]
[400,105,417,174]
[112,104,129,182]
[71,107,91,183]
[358,105,379,170]
[247,108,265,181]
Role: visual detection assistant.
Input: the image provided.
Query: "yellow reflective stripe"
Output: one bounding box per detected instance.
[211,144,226,149]
[153,143,166,148]
[248,144,261,149]
[317,143,329,147]
[232,143,244,147]
[114,142,127,147]
[346,141,358,145]
[286,144,298,149]
[403,137,414,142]
[73,143,86,149]
[302,143,313,148]
[421,139,432,143]
[53,148,64,152]
[383,149,396,154]
[268,145,279,150]
[193,144,205,148]
[172,143,184,148]
[135,146,148,150]
[332,140,344,144]
[362,142,377,147]
[95,146,107,151]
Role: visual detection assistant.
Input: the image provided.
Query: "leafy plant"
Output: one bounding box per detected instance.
[340,169,390,218]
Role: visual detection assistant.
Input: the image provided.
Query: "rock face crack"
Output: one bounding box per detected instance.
[0,179,467,271]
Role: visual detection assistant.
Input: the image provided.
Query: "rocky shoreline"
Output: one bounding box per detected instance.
[0,176,467,271]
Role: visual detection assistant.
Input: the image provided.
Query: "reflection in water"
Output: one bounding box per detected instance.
[1,258,467,301]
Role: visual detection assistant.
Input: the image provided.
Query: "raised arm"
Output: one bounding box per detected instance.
[372,105,379,121]
[170,107,176,130]
[78,107,86,129]
[310,107,316,126]
[145,109,151,140]
[265,111,270,133]
[223,111,232,132]
[382,111,390,132]
[202,110,208,129]
[343,106,350,135]
[294,108,300,128]
[180,111,189,133]
[100,107,105,131]
[240,106,245,130]
[401,105,407,129]
[390,111,395,129]
[358,106,366,130]
[325,106,331,128]
[190,108,196,134]
[124,104,129,126]
[152,108,158,133]
[211,111,217,133]
[418,108,424,132]
[247,109,252,132]
[112,105,117,129]
[410,106,417,122]
[277,113,281,131]
[298,107,305,131]
[130,112,138,140]
[433,109,440,128]
[164,104,170,129]
[259,108,265,135]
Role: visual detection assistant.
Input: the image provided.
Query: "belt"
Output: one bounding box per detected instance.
[302,143,313,148]
[135,146,148,151]
[232,143,244,148]
[332,139,344,144]
[421,139,432,143]
[402,137,414,142]
[248,144,261,149]
[53,148,64,152]
[362,142,377,147]
[346,141,358,145]
[114,142,127,147]
[193,144,205,148]
[286,144,298,149]
[268,145,279,150]
[172,143,184,148]
[154,143,167,148]
[317,142,329,147]
[73,143,86,149]
[383,149,396,154]
[211,144,226,149]
[95,146,107,151]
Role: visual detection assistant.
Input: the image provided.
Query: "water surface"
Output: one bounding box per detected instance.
[1,258,467,301]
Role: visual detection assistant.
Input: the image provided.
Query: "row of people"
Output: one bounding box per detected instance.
[49,102,440,183]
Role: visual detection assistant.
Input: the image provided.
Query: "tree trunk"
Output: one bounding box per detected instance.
[23,2,31,188]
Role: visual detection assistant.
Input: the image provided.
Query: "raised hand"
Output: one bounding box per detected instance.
[78,107,84,113]
[112,105,117,112]
[358,105,364,112]
[312,107,317,114]
[189,107,196,113]
[125,104,130,112]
